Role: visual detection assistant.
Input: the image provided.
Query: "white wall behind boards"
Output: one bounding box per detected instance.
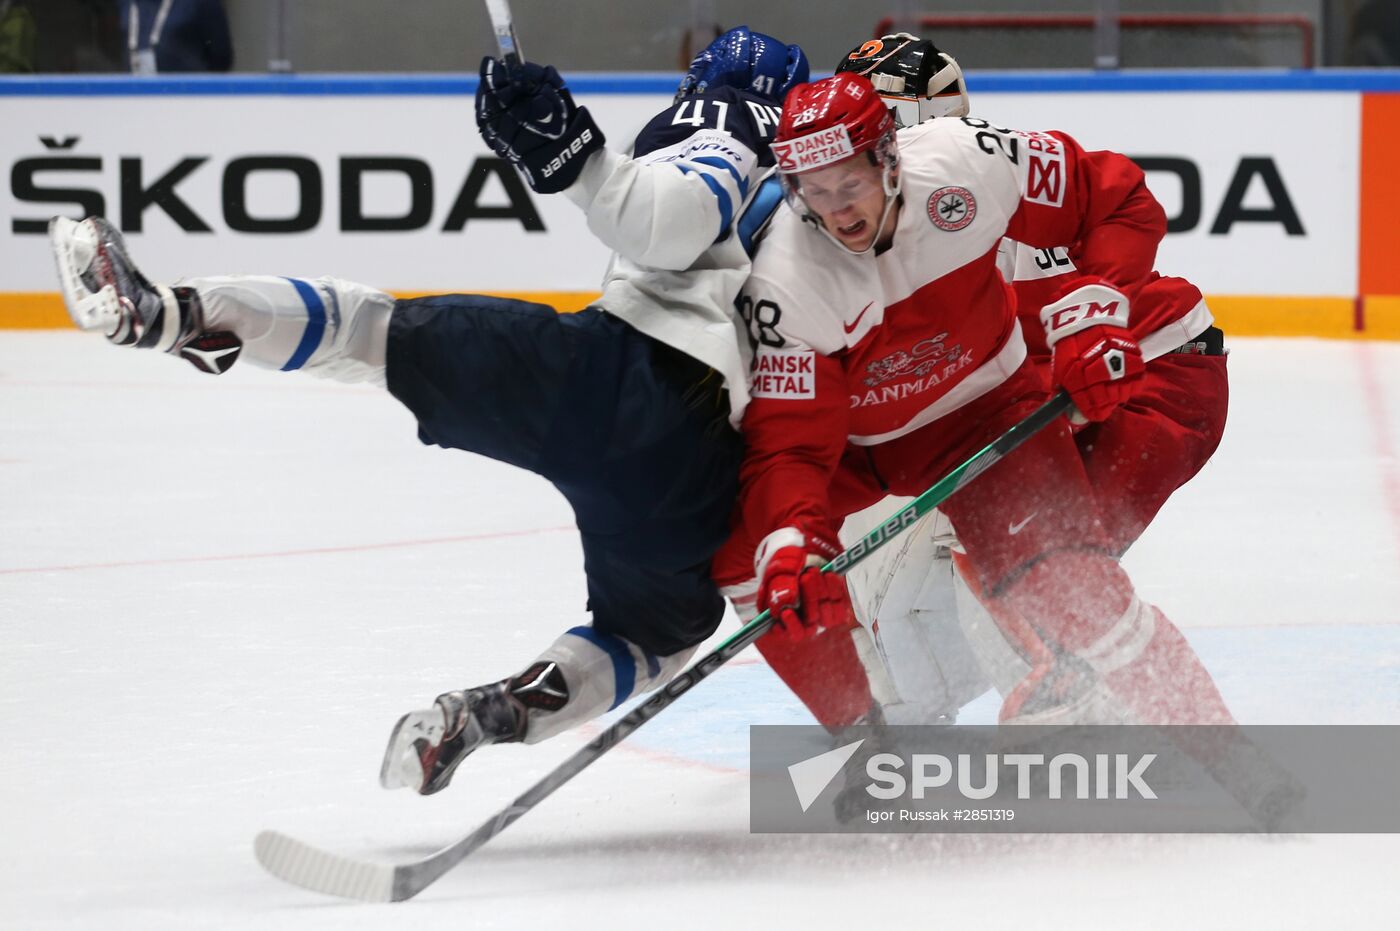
[0,82,1364,300]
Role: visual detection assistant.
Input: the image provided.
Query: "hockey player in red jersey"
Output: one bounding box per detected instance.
[811,35,1234,725]
[713,72,1235,728]
[838,34,1228,547]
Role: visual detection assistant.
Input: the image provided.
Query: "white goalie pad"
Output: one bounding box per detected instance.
[950,561,1032,697]
[952,565,1147,726]
[843,498,1154,727]
[840,499,991,723]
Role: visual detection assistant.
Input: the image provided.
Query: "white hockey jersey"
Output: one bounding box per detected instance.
[563,86,787,425]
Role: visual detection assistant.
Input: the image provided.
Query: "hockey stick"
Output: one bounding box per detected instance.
[254,390,1076,902]
[483,0,522,65]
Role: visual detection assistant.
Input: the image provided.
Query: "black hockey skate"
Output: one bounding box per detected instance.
[379,662,568,795]
[48,216,242,374]
[829,706,899,824]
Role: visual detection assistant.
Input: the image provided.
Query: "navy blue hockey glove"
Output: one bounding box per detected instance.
[475,56,605,195]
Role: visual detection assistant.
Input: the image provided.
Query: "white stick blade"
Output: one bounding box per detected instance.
[254,830,397,902]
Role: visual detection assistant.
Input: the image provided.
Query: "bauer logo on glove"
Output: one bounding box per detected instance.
[540,127,597,182]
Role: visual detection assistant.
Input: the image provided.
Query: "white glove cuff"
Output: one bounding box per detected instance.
[754,526,807,582]
[1041,284,1130,350]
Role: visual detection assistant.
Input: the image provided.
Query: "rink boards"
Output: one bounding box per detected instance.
[1,71,1398,338]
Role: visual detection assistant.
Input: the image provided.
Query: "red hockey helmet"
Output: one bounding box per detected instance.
[772,73,901,253]
[772,73,896,176]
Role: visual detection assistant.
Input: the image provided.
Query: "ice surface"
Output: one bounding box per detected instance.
[2,333,1397,928]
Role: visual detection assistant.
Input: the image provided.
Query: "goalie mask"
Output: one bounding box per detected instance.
[676,25,810,104]
[836,33,970,127]
[772,73,900,255]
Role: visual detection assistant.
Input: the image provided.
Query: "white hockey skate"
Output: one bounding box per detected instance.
[380,684,522,796]
[48,216,242,374]
[379,666,566,795]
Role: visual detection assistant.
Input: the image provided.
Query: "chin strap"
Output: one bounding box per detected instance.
[866,187,901,252]
[814,166,903,257]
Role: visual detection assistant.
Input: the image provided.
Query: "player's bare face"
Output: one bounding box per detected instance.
[796,157,895,252]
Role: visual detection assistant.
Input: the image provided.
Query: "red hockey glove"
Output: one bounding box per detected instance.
[1052,327,1144,422]
[1041,283,1144,422]
[754,527,854,641]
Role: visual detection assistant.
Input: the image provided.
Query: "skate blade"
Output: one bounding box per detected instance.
[378,709,444,791]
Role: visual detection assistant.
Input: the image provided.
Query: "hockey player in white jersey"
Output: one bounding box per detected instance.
[49,27,808,796]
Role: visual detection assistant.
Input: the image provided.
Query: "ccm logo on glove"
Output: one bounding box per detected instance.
[1041,284,1129,346]
[1041,283,1144,422]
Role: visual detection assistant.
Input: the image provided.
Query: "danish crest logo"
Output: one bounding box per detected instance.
[928,186,976,231]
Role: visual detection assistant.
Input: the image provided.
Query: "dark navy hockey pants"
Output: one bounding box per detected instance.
[385,294,743,656]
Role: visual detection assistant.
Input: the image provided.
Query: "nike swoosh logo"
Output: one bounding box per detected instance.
[1008,512,1038,535]
[538,112,554,125]
[843,302,875,335]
